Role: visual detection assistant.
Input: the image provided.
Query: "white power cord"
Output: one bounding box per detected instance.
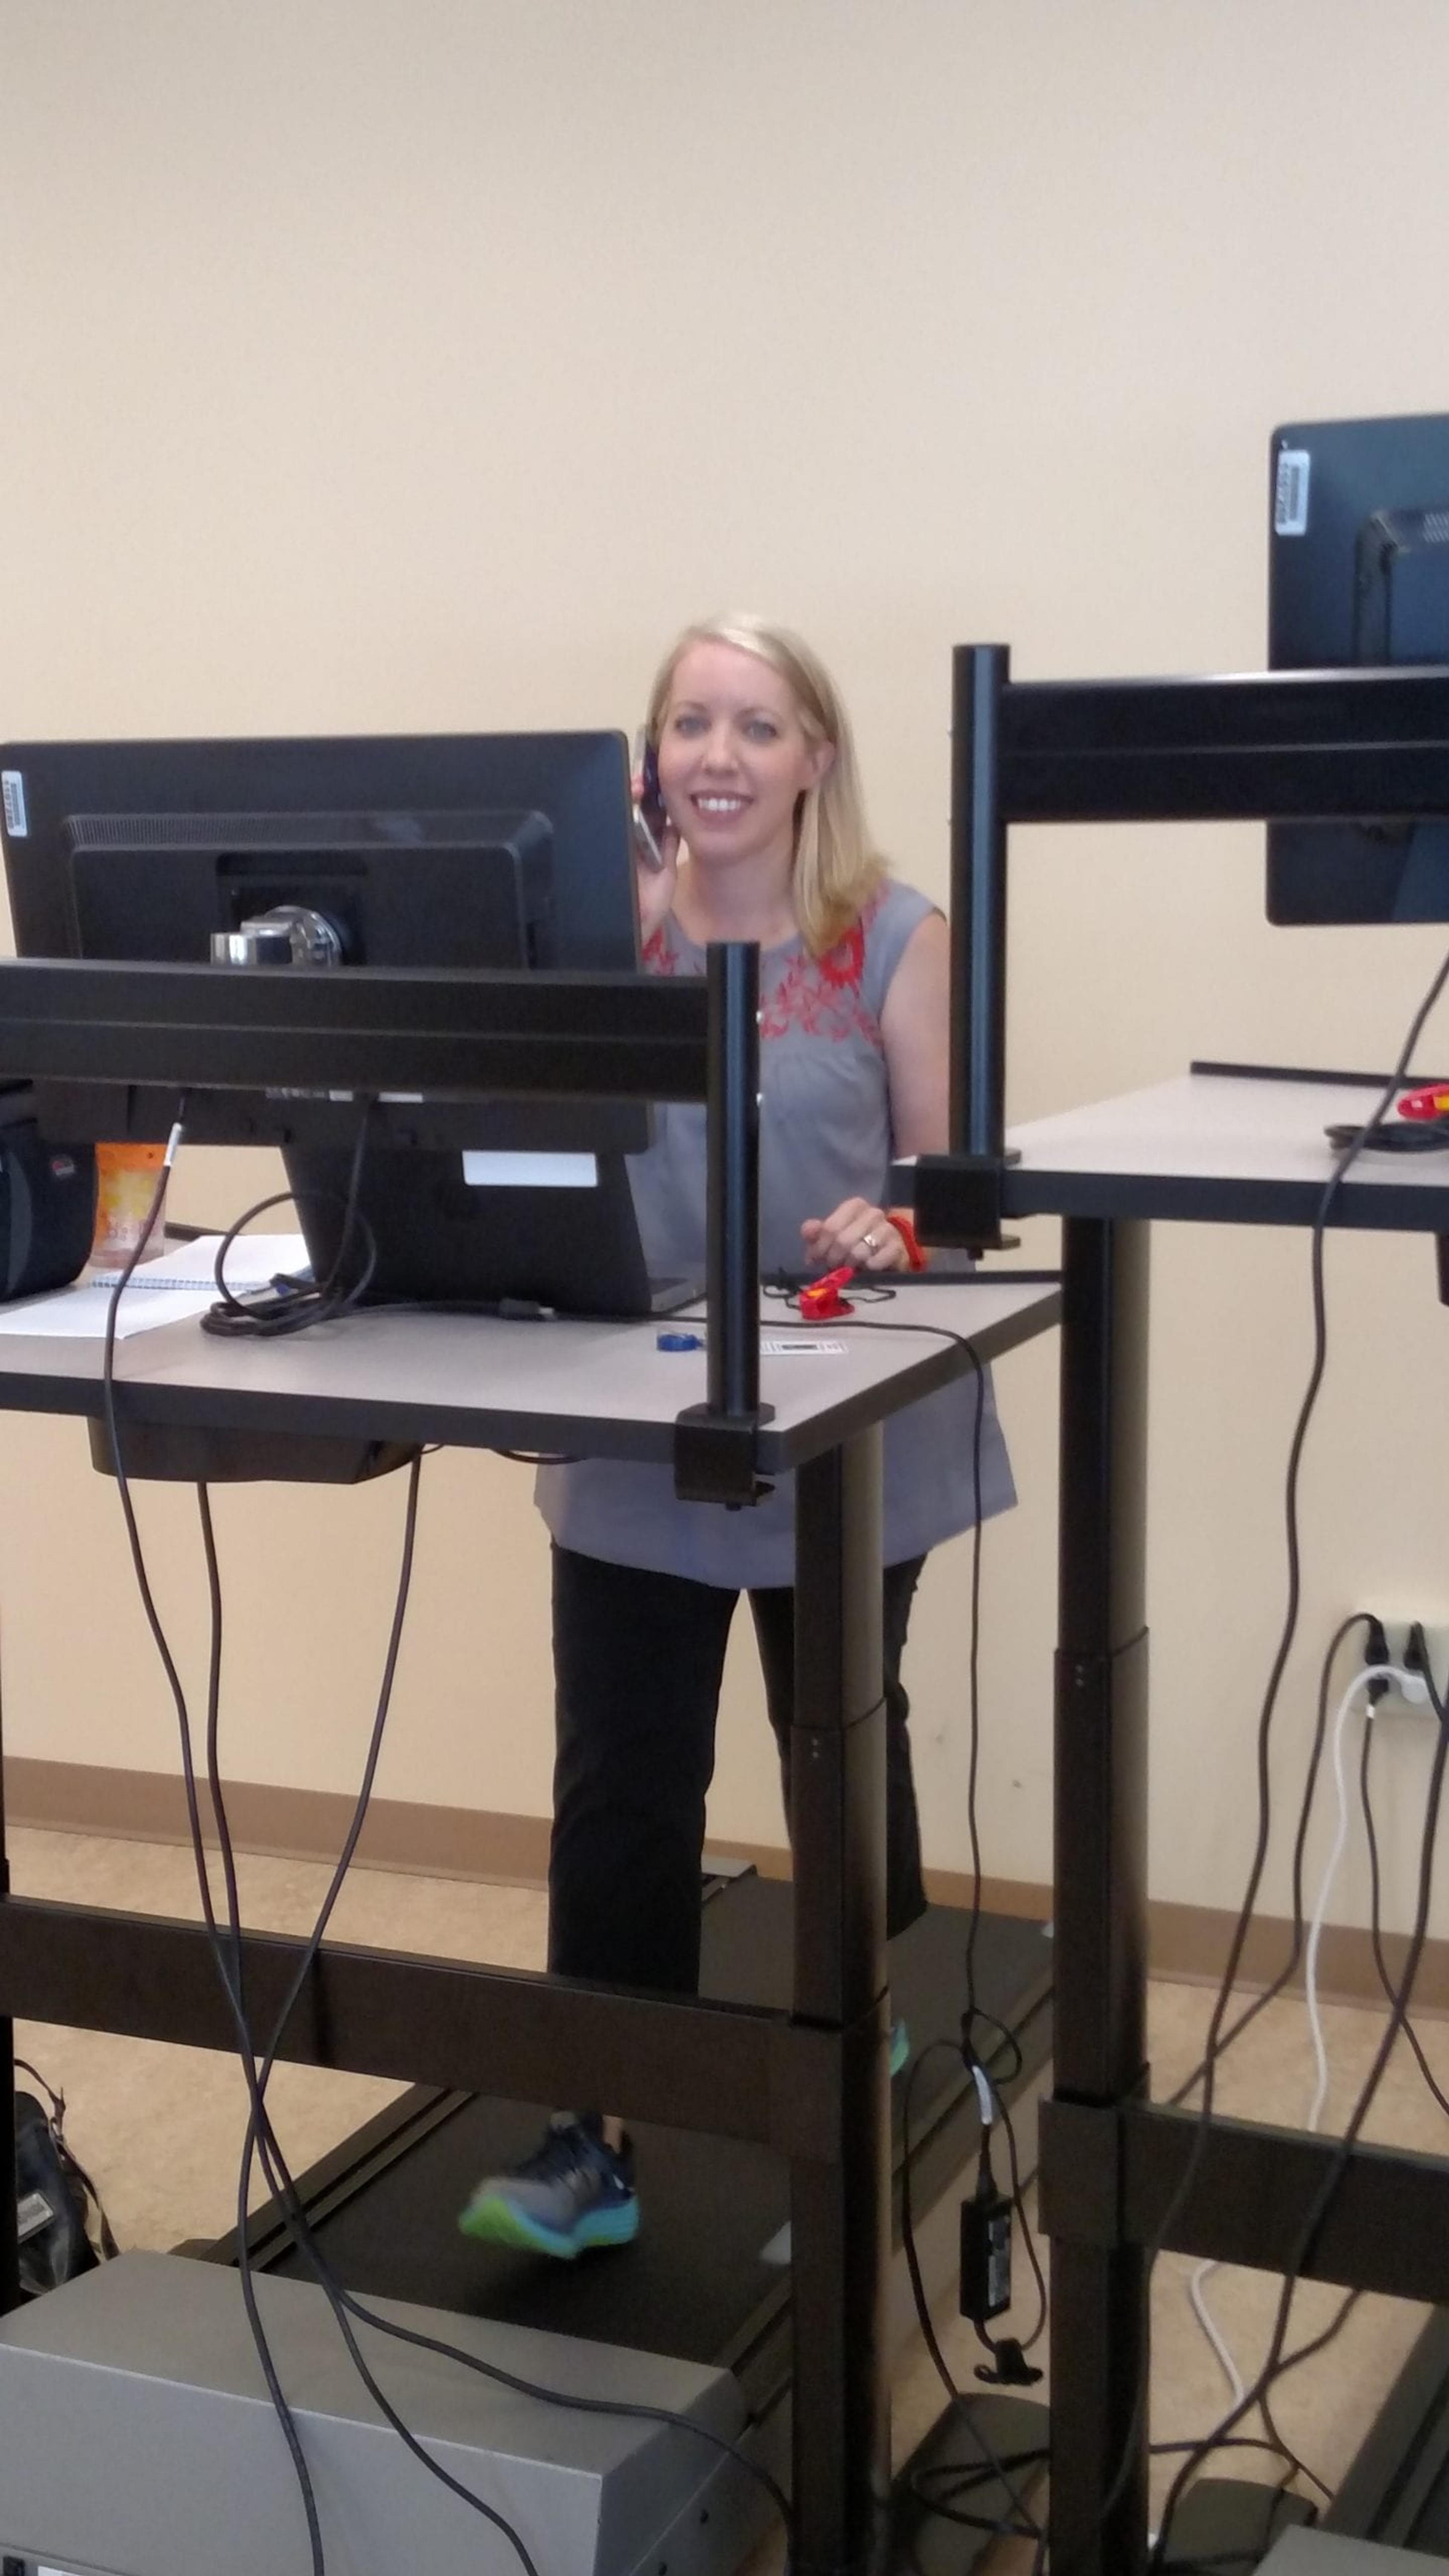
[1186,2258,1247,2408]
[1186,1662,1412,2407]
[1304,1662,1408,2128]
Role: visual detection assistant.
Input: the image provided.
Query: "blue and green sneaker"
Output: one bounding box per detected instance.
[459,2112,639,2259]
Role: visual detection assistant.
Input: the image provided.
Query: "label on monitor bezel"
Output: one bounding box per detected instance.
[1274,446,1311,537]
[1,768,28,837]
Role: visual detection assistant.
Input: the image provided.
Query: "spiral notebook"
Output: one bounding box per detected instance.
[0,1234,309,1340]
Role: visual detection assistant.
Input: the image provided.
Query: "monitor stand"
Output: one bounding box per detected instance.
[285,1142,698,1320]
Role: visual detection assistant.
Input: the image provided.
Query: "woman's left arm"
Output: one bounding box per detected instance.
[879,908,951,1157]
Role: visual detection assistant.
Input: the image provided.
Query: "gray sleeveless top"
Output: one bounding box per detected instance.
[535,879,1016,1586]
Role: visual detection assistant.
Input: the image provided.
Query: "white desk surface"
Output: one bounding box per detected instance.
[0,1277,1060,1469]
[1003,1072,1449,1230]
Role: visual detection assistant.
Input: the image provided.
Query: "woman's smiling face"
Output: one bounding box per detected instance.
[655,638,834,875]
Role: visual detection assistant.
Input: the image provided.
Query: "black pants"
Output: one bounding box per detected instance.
[548,1543,929,1995]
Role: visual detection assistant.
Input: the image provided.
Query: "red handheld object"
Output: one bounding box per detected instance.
[1397,1085,1449,1121]
[799,1264,856,1320]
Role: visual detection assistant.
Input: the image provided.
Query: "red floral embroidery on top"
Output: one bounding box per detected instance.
[760,892,885,1048]
[645,893,886,1049]
[816,921,864,990]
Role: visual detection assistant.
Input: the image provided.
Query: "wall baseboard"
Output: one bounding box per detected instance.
[7,1756,1444,2016]
[4,1756,552,1891]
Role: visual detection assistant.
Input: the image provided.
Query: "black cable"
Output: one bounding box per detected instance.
[191,1466,554,2576]
[1070,939,1449,2574]
[907,2445,1046,2542]
[904,2427,1327,2552]
[1150,1679,1449,2570]
[960,1349,988,2048]
[814,1313,1052,2540]
[1254,2380,1329,2515]
[203,1467,560,2576]
[889,1333,1049,2548]
[198,1485,242,2008]
[191,1479,795,2547]
[1324,1112,1449,1154]
[1254,2402,1331,2508]
[97,1121,328,2576]
[900,2048,978,2406]
[1159,1609,1370,2509]
[804,1314,1046,2361]
[195,1484,414,2563]
[1165,1612,1375,2110]
[1149,2285,1362,2564]
[991,2070,1048,2356]
[897,2040,1044,2547]
[1164,1603,1382,2517]
[200,1112,378,1341]
[1360,1696,1449,2121]
[1152,2431,1329,2493]
[103,1162,546,2574]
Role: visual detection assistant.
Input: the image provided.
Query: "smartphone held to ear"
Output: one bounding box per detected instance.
[633,733,669,872]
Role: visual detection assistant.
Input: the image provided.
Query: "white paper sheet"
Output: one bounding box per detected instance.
[0,1234,309,1340]
[112,1233,309,1290]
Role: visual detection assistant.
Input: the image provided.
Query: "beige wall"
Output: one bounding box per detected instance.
[4,0,1449,1935]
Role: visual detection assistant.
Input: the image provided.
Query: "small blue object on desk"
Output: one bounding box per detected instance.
[657,1330,705,1352]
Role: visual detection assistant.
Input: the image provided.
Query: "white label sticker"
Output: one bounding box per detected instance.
[461,1151,599,1190]
[2,769,28,837]
[657,1337,846,1356]
[1275,447,1311,537]
[17,2186,54,2243]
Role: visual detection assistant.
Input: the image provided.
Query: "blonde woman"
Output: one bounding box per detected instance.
[461,617,1015,2256]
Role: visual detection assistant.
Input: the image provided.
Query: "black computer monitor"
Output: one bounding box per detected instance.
[0,732,695,1317]
[0,730,643,1153]
[1267,412,1449,923]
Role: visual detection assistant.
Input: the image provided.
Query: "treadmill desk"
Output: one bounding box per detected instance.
[0,1273,1060,2576]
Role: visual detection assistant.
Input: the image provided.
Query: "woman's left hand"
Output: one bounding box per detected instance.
[801,1200,910,1273]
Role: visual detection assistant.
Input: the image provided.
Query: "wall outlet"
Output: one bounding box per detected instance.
[1367,1619,1449,1713]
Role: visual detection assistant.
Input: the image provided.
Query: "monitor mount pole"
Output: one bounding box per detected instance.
[909,642,1017,1251]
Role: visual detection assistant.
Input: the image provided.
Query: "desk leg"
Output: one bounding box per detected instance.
[790,1430,890,2576]
[0,1736,18,2315]
[1047,1215,1151,2576]
[0,2009,15,2315]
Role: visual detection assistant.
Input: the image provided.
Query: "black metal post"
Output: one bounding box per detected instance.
[705,940,762,1423]
[0,1627,19,2316]
[950,644,1011,1163]
[788,1431,890,2576]
[1044,1215,1152,2576]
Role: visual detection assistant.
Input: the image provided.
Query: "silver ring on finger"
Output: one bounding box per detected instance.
[860,1229,879,1255]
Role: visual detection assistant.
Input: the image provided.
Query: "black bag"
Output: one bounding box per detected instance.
[14,2060,117,2298]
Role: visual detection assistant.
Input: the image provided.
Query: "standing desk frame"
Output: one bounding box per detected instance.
[922,649,1449,2573]
[0,932,1060,2576]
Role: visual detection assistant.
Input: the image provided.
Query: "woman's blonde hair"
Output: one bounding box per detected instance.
[644,612,887,956]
